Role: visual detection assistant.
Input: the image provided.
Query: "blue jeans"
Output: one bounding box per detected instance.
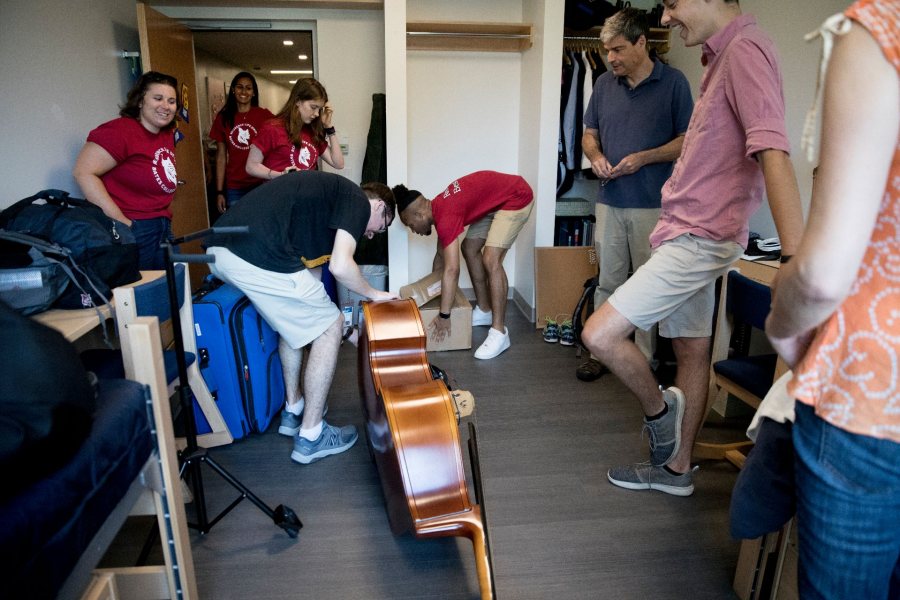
[130,217,174,270]
[225,188,249,208]
[793,402,900,599]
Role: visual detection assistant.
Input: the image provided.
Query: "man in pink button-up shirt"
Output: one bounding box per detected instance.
[582,0,805,496]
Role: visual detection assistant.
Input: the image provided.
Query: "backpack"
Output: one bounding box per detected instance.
[0,190,140,309]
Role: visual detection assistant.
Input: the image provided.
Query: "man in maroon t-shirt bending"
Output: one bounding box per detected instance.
[394,171,534,360]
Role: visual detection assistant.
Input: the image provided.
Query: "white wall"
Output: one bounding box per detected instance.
[665,0,849,238]
[401,0,526,291]
[0,0,141,205]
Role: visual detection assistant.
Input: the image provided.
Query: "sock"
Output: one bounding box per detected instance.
[664,465,685,476]
[300,422,323,441]
[285,397,305,415]
[646,403,668,421]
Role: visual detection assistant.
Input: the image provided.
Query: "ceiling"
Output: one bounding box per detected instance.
[192,30,315,88]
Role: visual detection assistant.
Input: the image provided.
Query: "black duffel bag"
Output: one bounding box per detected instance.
[0,190,140,309]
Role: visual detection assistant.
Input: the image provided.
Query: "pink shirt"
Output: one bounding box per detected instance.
[251,119,328,173]
[87,117,177,220]
[432,171,533,248]
[650,15,791,249]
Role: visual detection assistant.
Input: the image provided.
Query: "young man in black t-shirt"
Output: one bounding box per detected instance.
[207,172,398,464]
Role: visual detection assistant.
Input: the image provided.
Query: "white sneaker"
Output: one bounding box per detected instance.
[474,327,510,359]
[472,305,493,327]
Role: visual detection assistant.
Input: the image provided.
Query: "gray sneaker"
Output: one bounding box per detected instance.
[607,463,696,497]
[277,400,327,436]
[644,386,685,466]
[278,407,303,436]
[291,421,358,464]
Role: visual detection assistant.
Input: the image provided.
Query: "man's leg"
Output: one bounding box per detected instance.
[481,246,509,331]
[300,314,343,430]
[279,337,303,407]
[583,302,665,417]
[627,207,661,363]
[667,335,711,473]
[461,237,491,313]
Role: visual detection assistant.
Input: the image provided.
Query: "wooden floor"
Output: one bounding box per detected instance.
[109,307,748,599]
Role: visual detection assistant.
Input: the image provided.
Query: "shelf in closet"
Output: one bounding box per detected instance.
[406,21,533,52]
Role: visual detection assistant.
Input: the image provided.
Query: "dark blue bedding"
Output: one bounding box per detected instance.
[0,378,152,599]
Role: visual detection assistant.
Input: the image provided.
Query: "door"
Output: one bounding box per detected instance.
[137,4,210,288]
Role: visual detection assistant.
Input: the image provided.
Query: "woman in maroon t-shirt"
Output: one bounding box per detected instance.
[209,72,274,212]
[246,77,345,181]
[73,71,179,270]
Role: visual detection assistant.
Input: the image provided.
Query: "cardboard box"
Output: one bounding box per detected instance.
[534,246,598,329]
[400,271,472,351]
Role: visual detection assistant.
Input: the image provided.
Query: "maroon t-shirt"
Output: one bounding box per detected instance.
[209,105,274,191]
[432,171,533,247]
[251,119,328,173]
[87,117,177,219]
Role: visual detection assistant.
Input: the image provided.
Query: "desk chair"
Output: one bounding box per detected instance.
[82,265,232,449]
[695,269,778,468]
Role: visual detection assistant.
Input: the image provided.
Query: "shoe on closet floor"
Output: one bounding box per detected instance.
[291,421,358,464]
[559,319,575,346]
[607,462,695,497]
[542,317,559,343]
[472,305,493,326]
[576,358,608,382]
[474,327,510,360]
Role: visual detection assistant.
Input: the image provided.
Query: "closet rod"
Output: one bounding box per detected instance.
[564,35,601,40]
[407,31,531,39]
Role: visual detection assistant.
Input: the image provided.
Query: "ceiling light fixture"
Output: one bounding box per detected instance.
[283,40,294,46]
[298,54,308,60]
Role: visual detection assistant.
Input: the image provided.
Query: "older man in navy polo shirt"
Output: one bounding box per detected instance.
[577,7,693,382]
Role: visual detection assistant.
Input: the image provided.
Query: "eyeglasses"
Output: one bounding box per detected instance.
[375,202,393,234]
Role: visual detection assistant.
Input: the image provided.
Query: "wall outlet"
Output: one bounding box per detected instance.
[340,143,349,155]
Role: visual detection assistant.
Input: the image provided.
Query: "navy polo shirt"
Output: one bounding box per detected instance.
[583,59,693,209]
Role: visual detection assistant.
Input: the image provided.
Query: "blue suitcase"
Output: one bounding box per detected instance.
[191,280,285,439]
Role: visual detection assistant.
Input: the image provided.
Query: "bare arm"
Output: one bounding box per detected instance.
[766,22,898,366]
[245,144,279,180]
[329,229,398,300]
[215,143,227,213]
[757,148,805,257]
[320,132,345,170]
[427,235,462,342]
[581,128,613,179]
[72,142,131,226]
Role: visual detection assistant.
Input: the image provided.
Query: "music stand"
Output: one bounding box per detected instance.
[162,226,301,537]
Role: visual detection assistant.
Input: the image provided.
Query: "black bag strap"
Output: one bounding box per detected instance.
[0,189,97,231]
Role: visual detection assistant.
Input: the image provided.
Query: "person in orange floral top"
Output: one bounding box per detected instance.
[765,0,900,597]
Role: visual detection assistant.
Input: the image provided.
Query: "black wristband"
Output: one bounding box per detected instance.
[779,254,793,264]
[323,126,336,136]
[438,311,451,319]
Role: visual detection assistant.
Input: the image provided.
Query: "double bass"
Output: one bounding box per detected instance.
[357,299,496,600]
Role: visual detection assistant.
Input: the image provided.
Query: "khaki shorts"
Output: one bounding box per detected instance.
[465,201,534,249]
[608,234,743,338]
[207,246,340,349]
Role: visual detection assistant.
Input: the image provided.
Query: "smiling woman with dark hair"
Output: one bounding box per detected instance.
[209,72,274,212]
[72,71,180,270]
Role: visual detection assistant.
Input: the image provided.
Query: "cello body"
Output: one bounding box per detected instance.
[358,299,495,600]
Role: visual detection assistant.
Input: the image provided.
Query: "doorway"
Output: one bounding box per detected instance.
[185,25,316,223]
